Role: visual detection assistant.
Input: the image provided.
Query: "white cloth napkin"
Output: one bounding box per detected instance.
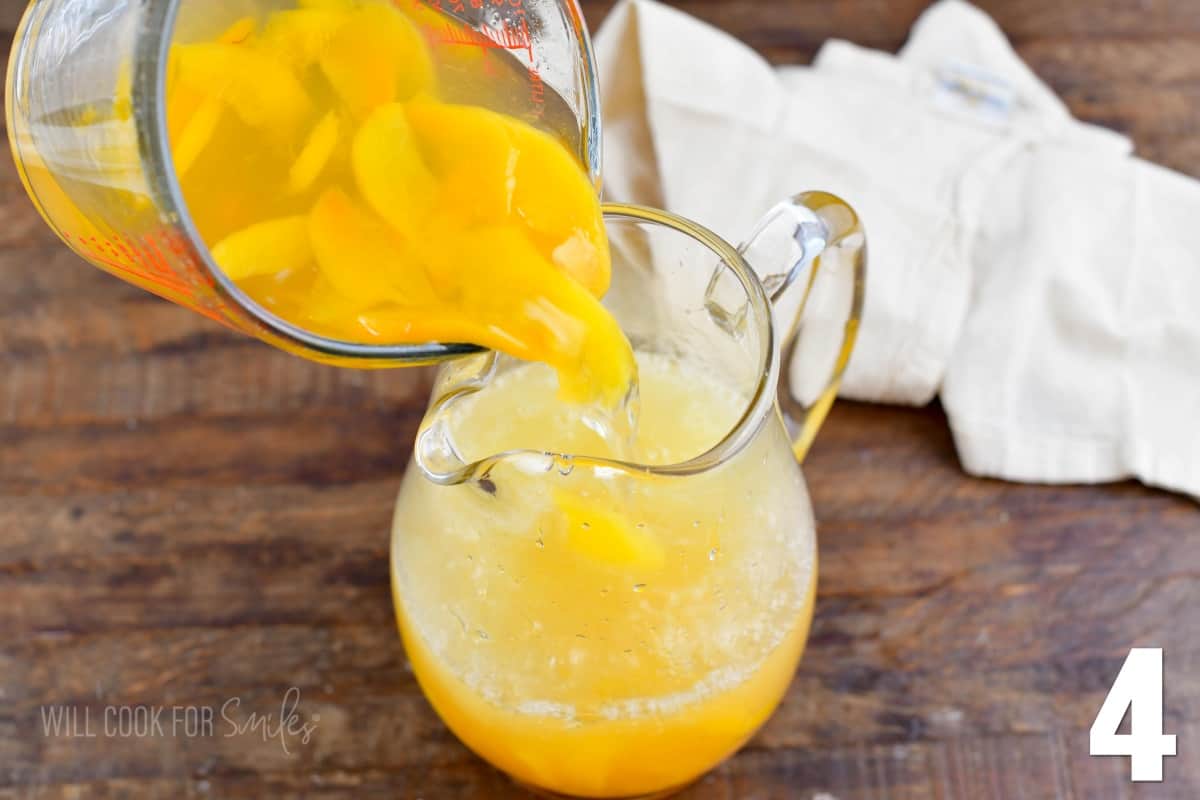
[593,0,1200,498]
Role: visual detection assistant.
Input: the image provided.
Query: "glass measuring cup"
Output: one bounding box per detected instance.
[392,195,866,798]
[6,0,599,365]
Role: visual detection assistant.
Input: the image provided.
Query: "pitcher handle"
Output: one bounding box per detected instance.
[738,192,867,463]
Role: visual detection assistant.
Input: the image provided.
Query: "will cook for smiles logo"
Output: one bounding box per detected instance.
[39,687,319,756]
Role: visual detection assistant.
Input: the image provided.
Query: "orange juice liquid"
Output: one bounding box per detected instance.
[392,354,817,798]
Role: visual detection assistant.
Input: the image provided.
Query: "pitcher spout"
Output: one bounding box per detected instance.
[414,351,501,485]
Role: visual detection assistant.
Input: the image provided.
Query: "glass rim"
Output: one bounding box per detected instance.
[137,0,602,365]
[414,202,782,484]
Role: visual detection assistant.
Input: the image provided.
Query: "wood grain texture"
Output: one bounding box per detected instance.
[2,0,1200,798]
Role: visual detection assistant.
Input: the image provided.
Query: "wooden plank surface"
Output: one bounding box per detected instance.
[2,0,1199,798]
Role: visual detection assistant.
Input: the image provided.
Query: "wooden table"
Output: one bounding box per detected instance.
[2,1,1198,797]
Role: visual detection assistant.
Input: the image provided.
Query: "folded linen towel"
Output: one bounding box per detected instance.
[593,0,1200,497]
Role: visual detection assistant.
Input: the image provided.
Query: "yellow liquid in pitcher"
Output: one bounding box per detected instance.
[167,0,633,405]
[165,3,815,796]
[392,354,817,798]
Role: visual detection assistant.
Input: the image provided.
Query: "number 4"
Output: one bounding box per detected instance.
[1090,648,1177,781]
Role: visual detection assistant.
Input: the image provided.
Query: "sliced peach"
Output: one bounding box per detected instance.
[165,49,205,142]
[405,103,609,297]
[260,8,346,71]
[352,103,437,238]
[405,100,512,175]
[217,16,257,45]
[211,216,313,282]
[406,101,517,223]
[301,275,383,339]
[290,112,341,194]
[309,187,437,309]
[174,42,312,136]
[171,96,223,179]
[421,225,635,404]
[504,119,609,297]
[320,2,435,119]
[554,490,665,571]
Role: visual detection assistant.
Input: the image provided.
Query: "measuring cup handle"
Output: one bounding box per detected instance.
[738,191,867,463]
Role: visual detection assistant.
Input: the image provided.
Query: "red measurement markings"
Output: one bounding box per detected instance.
[64,230,235,328]
[67,232,191,295]
[432,18,534,62]
[149,230,238,328]
[411,0,546,117]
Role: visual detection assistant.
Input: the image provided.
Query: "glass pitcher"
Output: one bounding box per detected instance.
[6,0,598,365]
[392,196,866,798]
